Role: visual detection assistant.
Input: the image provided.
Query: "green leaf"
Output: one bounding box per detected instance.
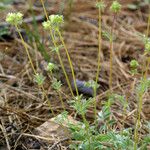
[96,134,111,142]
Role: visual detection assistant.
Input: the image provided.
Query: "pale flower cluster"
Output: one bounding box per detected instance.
[42,15,64,30]
[6,12,23,25]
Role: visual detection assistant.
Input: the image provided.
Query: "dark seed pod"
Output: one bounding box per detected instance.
[71,79,94,97]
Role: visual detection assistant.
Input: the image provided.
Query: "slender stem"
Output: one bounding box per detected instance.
[109,14,116,92]
[146,9,150,38]
[16,25,36,75]
[144,57,150,79]
[41,85,55,116]
[144,12,150,79]
[95,4,102,90]
[134,94,143,150]
[93,3,102,119]
[121,103,127,134]
[81,113,91,149]
[15,25,54,116]
[50,29,75,97]
[49,71,65,111]
[134,9,150,150]
[40,0,48,20]
[58,90,65,111]
[57,29,79,96]
[56,47,74,97]
[40,0,74,97]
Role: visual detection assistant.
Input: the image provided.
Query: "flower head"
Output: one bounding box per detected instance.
[110,1,121,13]
[84,80,99,90]
[130,59,139,75]
[42,15,64,30]
[49,14,64,30]
[52,78,62,91]
[49,15,64,25]
[96,1,106,11]
[130,60,139,68]
[6,12,23,25]
[42,20,51,30]
[50,45,63,53]
[70,95,93,115]
[54,111,68,124]
[46,62,57,72]
[34,73,45,86]
[145,41,150,53]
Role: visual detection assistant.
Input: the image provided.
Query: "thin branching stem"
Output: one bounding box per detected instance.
[15,25,54,116]
[40,0,48,20]
[146,9,150,38]
[48,71,65,111]
[57,29,79,96]
[134,94,143,150]
[93,1,102,119]
[109,14,116,92]
[81,113,91,149]
[134,10,150,149]
[40,1,74,97]
[41,85,55,116]
[52,34,74,97]
[144,12,150,79]
[58,90,65,111]
[15,25,36,75]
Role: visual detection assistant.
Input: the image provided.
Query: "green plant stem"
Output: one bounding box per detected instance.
[41,85,55,116]
[144,12,150,79]
[81,113,91,149]
[144,57,150,79]
[40,0,48,20]
[121,104,127,134]
[40,0,74,97]
[15,25,54,116]
[48,71,65,111]
[109,14,116,92]
[49,71,65,111]
[15,25,36,75]
[93,2,102,120]
[58,90,65,111]
[133,10,150,150]
[66,0,74,20]
[57,49,74,97]
[57,29,79,96]
[134,94,143,150]
[146,9,150,38]
[81,113,89,128]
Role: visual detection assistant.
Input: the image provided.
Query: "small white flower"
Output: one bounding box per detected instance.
[6,12,23,25]
[49,15,64,25]
[110,1,121,13]
[42,20,51,30]
[46,62,57,72]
